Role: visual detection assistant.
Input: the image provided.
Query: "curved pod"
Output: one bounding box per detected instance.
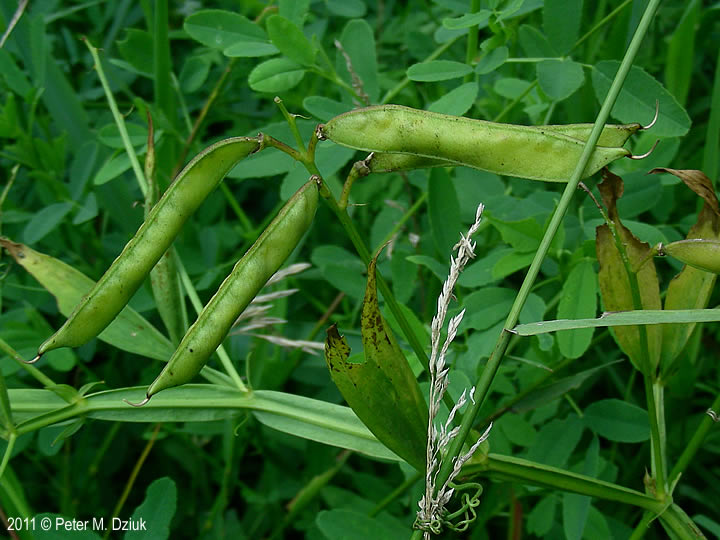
[145,178,320,398]
[37,137,261,357]
[321,105,631,182]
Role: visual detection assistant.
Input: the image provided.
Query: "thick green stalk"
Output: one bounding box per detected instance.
[433,0,662,503]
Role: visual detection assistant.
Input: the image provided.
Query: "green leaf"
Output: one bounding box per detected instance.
[117,29,154,76]
[476,46,509,75]
[407,60,472,82]
[22,203,73,244]
[584,399,650,443]
[592,61,691,137]
[537,59,585,101]
[563,436,598,540]
[0,239,174,361]
[317,509,407,540]
[280,0,310,26]
[518,24,557,57]
[513,309,720,336]
[442,10,491,29]
[97,123,148,149]
[405,255,447,282]
[311,245,366,299]
[248,58,305,93]
[544,0,583,55]
[528,496,557,536]
[93,153,132,186]
[428,82,478,115]
[512,361,622,414]
[183,9,265,50]
[326,0,366,18]
[526,415,584,468]
[664,0,701,106]
[125,477,176,540]
[337,19,379,103]
[324,254,427,470]
[266,15,316,67]
[0,49,33,97]
[303,96,350,122]
[428,168,461,257]
[223,41,278,57]
[179,55,211,93]
[557,260,597,358]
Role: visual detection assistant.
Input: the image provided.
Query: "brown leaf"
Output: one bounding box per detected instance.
[595,172,662,375]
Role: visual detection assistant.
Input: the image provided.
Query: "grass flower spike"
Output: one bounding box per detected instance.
[416,204,493,538]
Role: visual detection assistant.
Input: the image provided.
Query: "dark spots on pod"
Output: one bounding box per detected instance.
[189,348,194,353]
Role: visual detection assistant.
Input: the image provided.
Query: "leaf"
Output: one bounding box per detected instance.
[557,260,597,358]
[324,254,427,470]
[650,168,720,374]
[303,96,350,122]
[117,29,154,76]
[22,202,72,244]
[544,0,583,55]
[266,15,316,67]
[248,58,305,93]
[93,153,132,186]
[428,82,478,115]
[428,168,461,257]
[475,46,509,75]
[223,41,278,58]
[407,60,472,82]
[125,477,176,540]
[316,509,407,540]
[664,0,701,106]
[584,399,650,443]
[311,245,366,299]
[595,171,662,375]
[0,238,174,361]
[511,361,622,414]
[513,309,720,335]
[183,9,266,50]
[326,0,366,17]
[526,415,584,468]
[442,10,492,29]
[592,61,691,137]
[336,19,379,103]
[537,59,585,101]
[563,436,598,540]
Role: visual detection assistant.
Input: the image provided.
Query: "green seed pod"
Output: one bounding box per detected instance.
[662,239,720,274]
[36,137,260,358]
[145,178,319,399]
[320,105,631,182]
[365,121,641,173]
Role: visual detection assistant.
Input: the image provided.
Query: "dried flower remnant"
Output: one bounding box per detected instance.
[416,204,493,538]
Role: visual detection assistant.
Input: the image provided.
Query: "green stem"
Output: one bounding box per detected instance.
[668,392,720,488]
[84,38,148,197]
[466,454,662,510]
[433,0,662,501]
[463,0,481,83]
[0,337,57,388]
[0,433,16,481]
[629,511,653,540]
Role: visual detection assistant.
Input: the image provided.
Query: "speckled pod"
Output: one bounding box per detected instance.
[320,105,632,182]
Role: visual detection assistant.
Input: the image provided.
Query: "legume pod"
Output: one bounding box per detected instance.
[320,105,631,182]
[144,177,319,399]
[365,120,641,173]
[36,137,261,358]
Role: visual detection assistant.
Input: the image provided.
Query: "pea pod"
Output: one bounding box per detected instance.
[142,177,319,400]
[365,121,641,173]
[661,239,720,274]
[319,105,631,182]
[36,137,261,359]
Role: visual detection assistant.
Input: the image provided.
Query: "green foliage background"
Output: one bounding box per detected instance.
[0,0,719,538]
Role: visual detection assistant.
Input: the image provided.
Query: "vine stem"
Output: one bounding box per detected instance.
[430,0,663,520]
